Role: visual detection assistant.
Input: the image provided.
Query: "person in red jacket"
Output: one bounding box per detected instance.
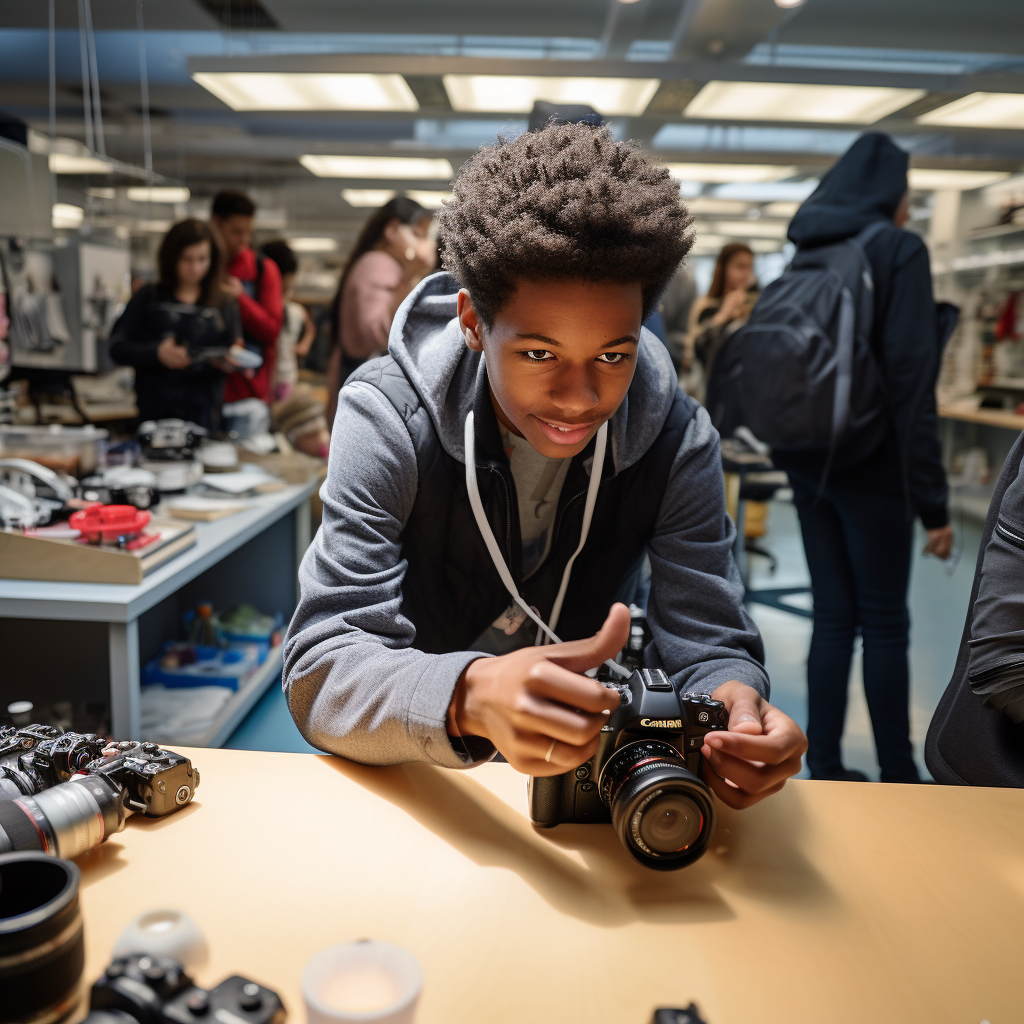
[210,190,283,403]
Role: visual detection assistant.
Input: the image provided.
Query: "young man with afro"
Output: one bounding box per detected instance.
[284,123,806,810]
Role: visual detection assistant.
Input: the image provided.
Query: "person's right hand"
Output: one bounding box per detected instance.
[157,336,191,370]
[716,288,749,323]
[448,603,630,776]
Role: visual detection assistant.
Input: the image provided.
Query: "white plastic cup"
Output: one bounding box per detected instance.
[302,940,423,1024]
[111,908,209,970]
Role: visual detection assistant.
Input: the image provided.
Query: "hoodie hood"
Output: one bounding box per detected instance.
[386,271,678,473]
[788,132,909,248]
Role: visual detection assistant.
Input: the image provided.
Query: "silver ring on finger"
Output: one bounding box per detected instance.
[544,739,557,763]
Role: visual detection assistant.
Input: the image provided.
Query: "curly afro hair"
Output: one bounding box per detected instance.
[436,122,693,328]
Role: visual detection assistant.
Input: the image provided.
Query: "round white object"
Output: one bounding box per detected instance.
[200,442,239,470]
[302,941,422,1024]
[111,908,208,969]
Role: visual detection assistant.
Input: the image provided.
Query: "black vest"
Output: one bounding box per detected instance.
[349,355,699,653]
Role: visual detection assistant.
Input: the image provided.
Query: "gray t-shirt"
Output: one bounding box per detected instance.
[469,429,571,654]
[502,428,571,581]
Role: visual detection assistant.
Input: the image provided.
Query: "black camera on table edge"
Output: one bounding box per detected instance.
[528,665,728,871]
[87,953,284,1024]
[0,725,199,859]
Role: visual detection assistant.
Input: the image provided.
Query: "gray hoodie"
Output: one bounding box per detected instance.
[284,272,768,769]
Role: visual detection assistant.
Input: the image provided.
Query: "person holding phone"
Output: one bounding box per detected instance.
[109,219,244,431]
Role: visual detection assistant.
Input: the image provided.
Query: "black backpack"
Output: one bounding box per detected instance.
[926,430,1024,787]
[705,221,889,471]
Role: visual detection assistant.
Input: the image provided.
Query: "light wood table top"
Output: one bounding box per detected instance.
[76,748,1024,1024]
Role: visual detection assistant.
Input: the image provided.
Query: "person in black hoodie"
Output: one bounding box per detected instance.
[773,132,952,783]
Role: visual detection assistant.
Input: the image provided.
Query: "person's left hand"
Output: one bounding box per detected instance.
[924,525,954,560]
[701,680,807,809]
[222,275,243,299]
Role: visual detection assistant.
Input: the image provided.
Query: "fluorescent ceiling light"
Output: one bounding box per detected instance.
[749,239,785,252]
[713,180,819,202]
[667,163,797,184]
[289,237,338,252]
[687,198,751,215]
[52,204,83,229]
[763,201,801,217]
[685,82,925,124]
[137,219,172,233]
[917,93,1024,130]
[405,190,452,210]
[127,186,191,203]
[301,155,453,180]
[341,189,397,207]
[49,152,113,174]
[690,234,730,251]
[909,168,1010,191]
[192,72,418,112]
[707,220,790,239]
[86,187,116,199]
[442,75,660,116]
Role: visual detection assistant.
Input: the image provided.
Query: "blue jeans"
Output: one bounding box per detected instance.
[790,476,919,781]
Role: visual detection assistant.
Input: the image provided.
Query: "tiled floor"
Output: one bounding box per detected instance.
[226,498,983,779]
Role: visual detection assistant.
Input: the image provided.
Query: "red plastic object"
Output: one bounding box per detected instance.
[69,504,151,545]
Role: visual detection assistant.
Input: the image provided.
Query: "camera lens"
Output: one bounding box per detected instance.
[600,740,716,870]
[0,776,124,858]
[0,852,84,1024]
[638,791,704,854]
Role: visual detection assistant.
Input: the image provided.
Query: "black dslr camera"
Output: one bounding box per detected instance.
[0,725,199,859]
[528,663,728,871]
[87,954,285,1024]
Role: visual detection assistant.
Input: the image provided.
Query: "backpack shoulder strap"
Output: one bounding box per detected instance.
[851,219,890,251]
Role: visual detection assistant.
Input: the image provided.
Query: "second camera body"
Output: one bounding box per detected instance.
[0,725,199,859]
[528,666,728,870]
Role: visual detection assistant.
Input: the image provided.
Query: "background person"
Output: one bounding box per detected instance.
[774,132,952,783]
[326,196,436,426]
[109,218,242,431]
[685,243,758,403]
[210,189,283,404]
[261,239,316,402]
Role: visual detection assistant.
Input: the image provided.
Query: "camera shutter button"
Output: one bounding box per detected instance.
[186,991,210,1015]
[239,983,262,1011]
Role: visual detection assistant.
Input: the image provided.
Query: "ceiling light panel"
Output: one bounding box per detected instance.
[916,93,1024,129]
[289,238,338,252]
[192,72,419,112]
[301,156,453,179]
[405,190,453,210]
[763,201,801,217]
[706,220,790,239]
[127,186,191,203]
[49,153,113,174]
[666,163,797,183]
[909,168,1011,191]
[713,180,819,202]
[686,198,752,215]
[442,75,660,116]
[341,189,397,207]
[52,204,84,229]
[685,82,925,124]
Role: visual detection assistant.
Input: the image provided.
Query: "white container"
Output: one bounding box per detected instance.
[111,908,208,969]
[302,941,422,1024]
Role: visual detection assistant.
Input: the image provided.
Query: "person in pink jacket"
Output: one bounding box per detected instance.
[326,197,436,426]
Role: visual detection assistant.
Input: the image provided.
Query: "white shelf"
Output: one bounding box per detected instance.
[141,645,284,749]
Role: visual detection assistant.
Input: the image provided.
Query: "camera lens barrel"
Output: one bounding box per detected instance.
[0,852,84,1024]
[0,776,124,859]
[601,740,717,871]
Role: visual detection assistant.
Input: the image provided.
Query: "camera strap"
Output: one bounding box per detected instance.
[464,411,629,681]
